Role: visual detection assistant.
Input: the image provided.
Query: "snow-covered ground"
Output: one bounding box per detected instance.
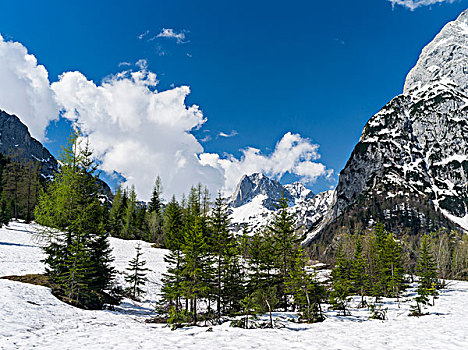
[2,221,468,349]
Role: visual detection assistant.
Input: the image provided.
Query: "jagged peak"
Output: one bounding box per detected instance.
[404,8,468,96]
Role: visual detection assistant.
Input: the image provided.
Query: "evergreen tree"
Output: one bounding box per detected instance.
[209,191,237,319]
[350,236,368,307]
[109,186,124,238]
[35,133,114,308]
[125,243,150,300]
[411,236,439,316]
[161,196,185,311]
[181,216,209,324]
[122,186,137,239]
[267,192,299,309]
[148,176,163,214]
[285,250,325,323]
[329,244,352,316]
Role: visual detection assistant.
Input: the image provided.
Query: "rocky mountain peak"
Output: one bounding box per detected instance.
[404,9,468,96]
[284,182,314,201]
[230,172,294,209]
[0,109,58,178]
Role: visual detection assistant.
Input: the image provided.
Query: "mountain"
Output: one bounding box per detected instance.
[228,173,333,234]
[0,109,58,178]
[0,109,112,198]
[308,9,468,254]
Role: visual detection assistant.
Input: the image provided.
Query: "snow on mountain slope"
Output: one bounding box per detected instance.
[2,222,468,349]
[404,9,468,96]
[228,173,333,235]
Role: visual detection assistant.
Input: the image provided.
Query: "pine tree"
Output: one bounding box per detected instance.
[109,187,124,237]
[350,235,368,307]
[148,176,163,214]
[329,244,352,316]
[125,243,150,300]
[209,191,237,319]
[147,176,164,245]
[122,186,137,239]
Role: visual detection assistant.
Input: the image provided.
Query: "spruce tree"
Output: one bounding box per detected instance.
[410,236,438,316]
[209,191,237,320]
[329,244,352,316]
[125,243,150,300]
[350,236,368,307]
[181,215,209,324]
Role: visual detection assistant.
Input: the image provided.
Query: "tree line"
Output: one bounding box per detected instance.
[0,151,43,225]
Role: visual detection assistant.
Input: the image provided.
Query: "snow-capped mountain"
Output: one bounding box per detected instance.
[309,9,468,249]
[228,173,333,234]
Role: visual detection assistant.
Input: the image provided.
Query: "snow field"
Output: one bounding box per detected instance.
[1,221,468,349]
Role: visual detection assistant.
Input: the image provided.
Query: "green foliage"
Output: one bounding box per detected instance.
[368,302,388,320]
[252,286,279,328]
[125,243,150,300]
[410,236,439,316]
[168,306,188,330]
[34,133,114,309]
[285,250,326,323]
[330,244,352,316]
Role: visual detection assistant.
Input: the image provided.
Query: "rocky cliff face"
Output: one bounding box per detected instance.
[228,173,333,235]
[309,9,468,249]
[0,109,113,199]
[0,109,58,178]
[230,173,295,210]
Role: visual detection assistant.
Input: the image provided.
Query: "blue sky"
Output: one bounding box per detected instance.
[0,0,467,199]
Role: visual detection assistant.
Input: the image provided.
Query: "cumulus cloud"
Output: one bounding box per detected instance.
[0,35,58,140]
[156,28,187,44]
[51,65,226,200]
[387,0,455,10]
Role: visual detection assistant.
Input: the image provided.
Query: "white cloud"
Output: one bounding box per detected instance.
[51,66,227,201]
[219,130,238,138]
[137,30,149,40]
[387,0,455,10]
[156,28,187,44]
[0,35,58,141]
